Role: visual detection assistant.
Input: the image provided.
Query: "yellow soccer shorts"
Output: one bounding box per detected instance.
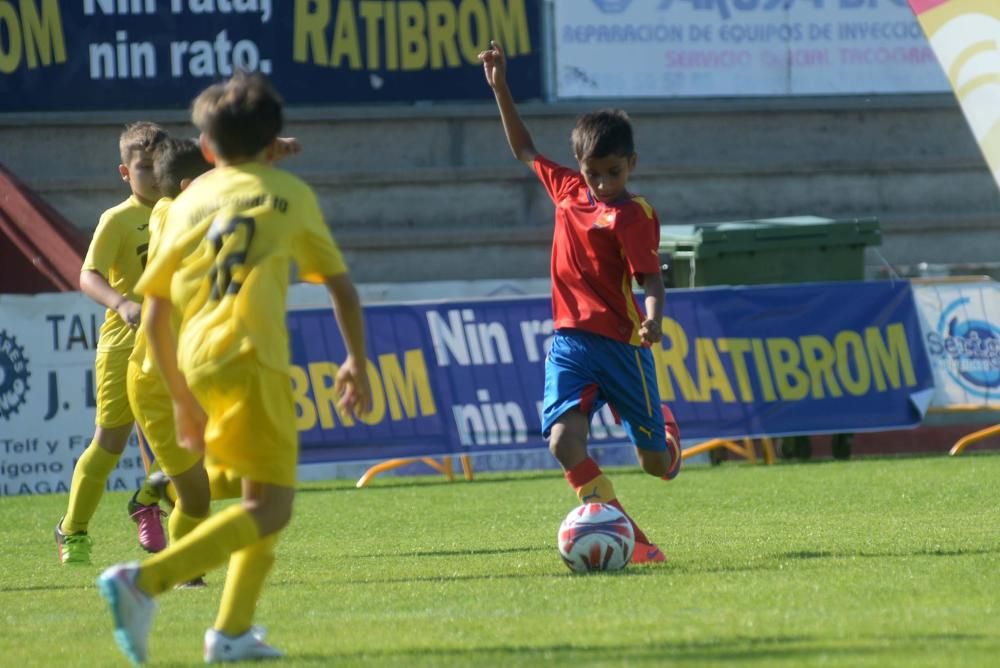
[126,361,202,477]
[94,348,135,428]
[191,355,298,488]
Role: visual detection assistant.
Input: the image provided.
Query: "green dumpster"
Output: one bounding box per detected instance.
[660,216,881,288]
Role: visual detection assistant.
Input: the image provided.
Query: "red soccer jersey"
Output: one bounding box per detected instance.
[533,154,662,345]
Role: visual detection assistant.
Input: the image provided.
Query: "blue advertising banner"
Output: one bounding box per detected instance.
[288,280,935,463]
[0,0,541,112]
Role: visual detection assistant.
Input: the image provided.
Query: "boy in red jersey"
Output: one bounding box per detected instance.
[480,41,681,563]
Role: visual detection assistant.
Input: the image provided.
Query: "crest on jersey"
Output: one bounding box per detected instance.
[593,211,617,228]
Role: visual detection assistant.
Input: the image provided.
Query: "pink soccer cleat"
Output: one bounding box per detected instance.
[128,492,167,553]
[631,540,667,564]
[661,404,682,481]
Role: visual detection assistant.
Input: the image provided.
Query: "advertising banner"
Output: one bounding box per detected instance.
[908,0,1000,192]
[0,280,933,496]
[555,0,950,98]
[0,0,542,112]
[287,281,934,463]
[913,279,1000,410]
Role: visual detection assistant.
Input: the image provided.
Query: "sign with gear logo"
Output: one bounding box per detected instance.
[0,330,31,420]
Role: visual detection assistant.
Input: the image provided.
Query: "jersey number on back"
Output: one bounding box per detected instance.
[207,215,256,300]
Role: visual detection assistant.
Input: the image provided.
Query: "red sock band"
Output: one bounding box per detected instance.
[565,457,602,488]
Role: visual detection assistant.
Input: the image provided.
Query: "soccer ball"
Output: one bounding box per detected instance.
[557,503,635,573]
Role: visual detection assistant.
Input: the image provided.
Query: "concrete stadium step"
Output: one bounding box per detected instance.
[1,95,996,284]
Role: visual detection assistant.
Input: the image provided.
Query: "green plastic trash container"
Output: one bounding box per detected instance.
[660,216,881,288]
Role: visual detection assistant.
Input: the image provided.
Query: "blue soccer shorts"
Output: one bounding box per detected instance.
[541,329,666,451]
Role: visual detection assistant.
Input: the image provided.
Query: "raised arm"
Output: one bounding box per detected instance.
[478,40,537,166]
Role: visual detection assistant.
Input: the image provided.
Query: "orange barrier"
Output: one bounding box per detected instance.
[356,455,474,488]
[355,438,777,487]
[681,438,777,465]
[924,405,1000,456]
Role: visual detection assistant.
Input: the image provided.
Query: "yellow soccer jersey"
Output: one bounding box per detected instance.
[130,197,173,373]
[82,195,152,352]
[136,163,346,383]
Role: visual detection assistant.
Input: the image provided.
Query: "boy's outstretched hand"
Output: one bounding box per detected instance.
[478,40,507,89]
[335,356,372,418]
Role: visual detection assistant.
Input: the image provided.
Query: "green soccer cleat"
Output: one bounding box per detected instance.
[54,519,93,565]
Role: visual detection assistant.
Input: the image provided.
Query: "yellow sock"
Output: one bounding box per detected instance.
[134,461,164,506]
[62,441,121,533]
[167,504,207,544]
[136,504,259,596]
[215,534,279,636]
[208,465,242,500]
[566,458,651,545]
[574,473,617,505]
[162,480,178,506]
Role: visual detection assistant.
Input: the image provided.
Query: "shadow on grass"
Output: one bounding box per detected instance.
[0,583,92,593]
[280,563,661,588]
[276,632,993,666]
[338,568,657,586]
[662,544,1000,577]
[781,546,1000,560]
[342,542,778,576]
[345,544,929,574]
[351,545,550,558]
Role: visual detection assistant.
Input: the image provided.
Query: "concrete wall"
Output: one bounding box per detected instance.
[2,94,997,283]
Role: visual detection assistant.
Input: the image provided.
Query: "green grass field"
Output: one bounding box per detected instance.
[2,454,998,667]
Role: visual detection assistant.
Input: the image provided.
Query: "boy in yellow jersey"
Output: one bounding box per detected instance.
[127,137,242,581]
[55,122,172,565]
[98,72,371,664]
[129,136,301,575]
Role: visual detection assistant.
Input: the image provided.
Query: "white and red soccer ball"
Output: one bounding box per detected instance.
[557,502,635,573]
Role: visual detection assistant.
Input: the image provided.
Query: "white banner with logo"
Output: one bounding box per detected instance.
[912,280,1000,409]
[555,0,950,98]
[0,293,151,497]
